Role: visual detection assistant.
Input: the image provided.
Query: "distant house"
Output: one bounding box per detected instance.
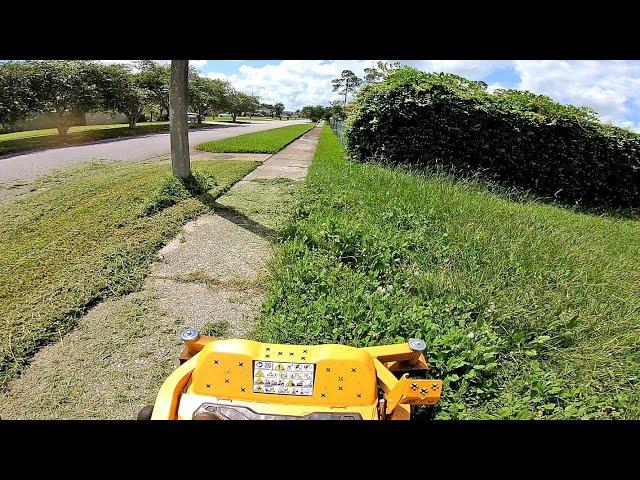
[14,111,132,132]
[255,108,272,117]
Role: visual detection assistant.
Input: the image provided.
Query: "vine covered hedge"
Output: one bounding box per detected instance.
[345,67,640,208]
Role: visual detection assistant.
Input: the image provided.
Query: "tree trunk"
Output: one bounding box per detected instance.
[170,60,191,179]
[57,119,69,136]
[232,113,237,123]
[127,114,136,129]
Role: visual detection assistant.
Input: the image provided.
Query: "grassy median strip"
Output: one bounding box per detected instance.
[0,158,258,388]
[197,123,314,154]
[0,122,213,156]
[206,116,280,123]
[254,126,640,419]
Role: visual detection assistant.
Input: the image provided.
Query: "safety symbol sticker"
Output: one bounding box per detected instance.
[253,361,315,396]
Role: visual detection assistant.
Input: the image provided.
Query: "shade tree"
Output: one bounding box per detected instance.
[100,63,153,128]
[26,60,104,135]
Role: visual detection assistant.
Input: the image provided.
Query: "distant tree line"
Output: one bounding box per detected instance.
[300,103,345,123]
[0,60,265,135]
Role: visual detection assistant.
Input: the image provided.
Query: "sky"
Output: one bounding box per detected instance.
[187,60,640,132]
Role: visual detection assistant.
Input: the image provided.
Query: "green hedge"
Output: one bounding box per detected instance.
[345,67,640,208]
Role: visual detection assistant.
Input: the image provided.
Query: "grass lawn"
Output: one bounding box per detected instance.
[254,126,640,419]
[0,122,212,156]
[207,118,251,124]
[0,158,259,388]
[206,116,285,123]
[197,124,315,154]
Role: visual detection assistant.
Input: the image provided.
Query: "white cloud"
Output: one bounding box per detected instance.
[616,120,640,133]
[201,60,513,111]
[205,60,382,110]
[190,60,208,69]
[98,60,168,73]
[514,60,640,128]
[406,60,511,79]
[205,71,230,81]
[99,60,170,67]
[98,60,136,66]
[198,60,640,130]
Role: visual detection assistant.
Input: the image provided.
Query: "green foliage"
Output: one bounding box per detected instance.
[301,102,351,122]
[227,91,261,122]
[100,64,153,128]
[24,60,105,135]
[0,159,258,388]
[364,61,402,84]
[301,105,327,122]
[201,320,231,337]
[254,126,640,419]
[0,62,38,131]
[331,70,362,104]
[346,67,640,208]
[141,169,218,216]
[273,102,285,119]
[135,60,171,118]
[188,67,233,122]
[0,60,262,135]
[326,101,346,121]
[197,124,314,154]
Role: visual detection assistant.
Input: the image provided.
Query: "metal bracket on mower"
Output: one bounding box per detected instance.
[385,375,443,414]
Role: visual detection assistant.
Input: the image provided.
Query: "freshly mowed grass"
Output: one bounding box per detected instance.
[0,122,212,156]
[197,123,314,154]
[0,291,182,419]
[254,126,640,419]
[217,177,305,233]
[206,116,250,124]
[0,122,169,141]
[0,158,258,388]
[206,116,283,123]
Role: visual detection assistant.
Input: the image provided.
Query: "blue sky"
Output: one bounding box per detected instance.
[189,60,640,131]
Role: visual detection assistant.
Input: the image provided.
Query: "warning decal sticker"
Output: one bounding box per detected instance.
[253,360,315,396]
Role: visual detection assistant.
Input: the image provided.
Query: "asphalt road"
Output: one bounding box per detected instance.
[0,120,308,183]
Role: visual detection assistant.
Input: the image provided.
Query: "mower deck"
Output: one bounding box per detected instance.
[148,331,442,420]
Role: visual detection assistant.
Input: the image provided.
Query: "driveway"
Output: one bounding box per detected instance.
[0,120,308,183]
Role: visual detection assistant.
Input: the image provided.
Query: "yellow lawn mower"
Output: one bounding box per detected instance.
[139,328,443,420]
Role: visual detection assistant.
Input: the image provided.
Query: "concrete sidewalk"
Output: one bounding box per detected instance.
[147,125,322,337]
[0,125,322,419]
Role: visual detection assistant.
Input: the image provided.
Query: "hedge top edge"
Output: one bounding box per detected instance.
[344,66,640,208]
